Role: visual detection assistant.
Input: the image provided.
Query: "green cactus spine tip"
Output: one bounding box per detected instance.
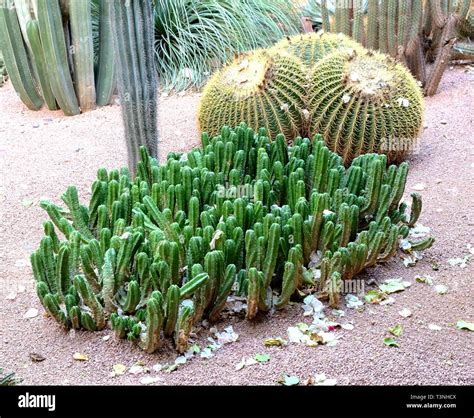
[308,50,424,164]
[198,50,307,141]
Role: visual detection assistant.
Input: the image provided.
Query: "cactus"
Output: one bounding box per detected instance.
[95,0,116,106]
[198,50,307,140]
[109,0,159,172]
[308,49,424,164]
[0,1,43,110]
[36,0,80,115]
[68,0,96,111]
[32,124,433,353]
[270,32,363,69]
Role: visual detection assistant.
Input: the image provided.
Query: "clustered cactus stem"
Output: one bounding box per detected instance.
[32,124,433,353]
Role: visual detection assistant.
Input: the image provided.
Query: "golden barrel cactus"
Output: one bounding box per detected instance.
[271,32,364,69]
[198,50,307,140]
[307,49,424,164]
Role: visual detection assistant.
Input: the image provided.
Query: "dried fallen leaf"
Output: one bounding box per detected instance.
[434,284,448,295]
[383,337,399,347]
[129,365,145,375]
[456,320,474,331]
[389,324,403,337]
[73,352,88,361]
[23,308,38,319]
[364,289,385,304]
[140,376,161,385]
[279,375,300,386]
[263,337,287,347]
[112,364,127,376]
[428,324,442,331]
[235,357,258,371]
[254,353,270,363]
[29,352,46,362]
[398,308,412,318]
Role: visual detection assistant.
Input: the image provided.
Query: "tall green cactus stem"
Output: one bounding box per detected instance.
[95,0,115,106]
[25,20,58,110]
[73,275,106,330]
[366,0,379,50]
[308,50,424,164]
[198,50,307,140]
[68,0,96,111]
[174,302,194,354]
[139,295,164,353]
[43,294,68,327]
[36,0,80,115]
[109,0,159,172]
[0,1,43,110]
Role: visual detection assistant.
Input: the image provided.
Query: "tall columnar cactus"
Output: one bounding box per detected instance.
[270,32,363,69]
[32,123,433,353]
[308,49,424,164]
[198,50,307,140]
[317,0,472,96]
[68,0,96,111]
[109,0,159,172]
[36,0,80,115]
[95,0,115,106]
[0,1,43,110]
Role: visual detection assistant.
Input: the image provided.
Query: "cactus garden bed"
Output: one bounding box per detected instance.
[0,67,473,385]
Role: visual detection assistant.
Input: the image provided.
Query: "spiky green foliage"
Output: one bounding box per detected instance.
[110,0,159,173]
[308,49,424,164]
[0,368,21,386]
[271,32,363,69]
[152,0,301,91]
[198,50,307,140]
[32,123,432,353]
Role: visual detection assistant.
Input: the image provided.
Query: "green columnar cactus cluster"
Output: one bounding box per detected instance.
[0,0,114,114]
[32,123,433,353]
[307,49,424,165]
[110,0,159,172]
[198,50,307,141]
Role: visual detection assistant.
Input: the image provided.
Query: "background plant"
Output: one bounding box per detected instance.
[0,368,21,386]
[0,0,115,114]
[152,0,302,91]
[304,0,473,96]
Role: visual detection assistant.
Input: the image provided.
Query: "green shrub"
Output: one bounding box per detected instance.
[152,0,302,91]
[32,124,432,353]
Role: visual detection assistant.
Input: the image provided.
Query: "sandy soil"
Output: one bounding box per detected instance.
[0,67,473,386]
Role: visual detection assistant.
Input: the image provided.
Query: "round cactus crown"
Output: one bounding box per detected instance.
[219,52,272,97]
[308,49,424,164]
[271,31,363,68]
[198,49,307,140]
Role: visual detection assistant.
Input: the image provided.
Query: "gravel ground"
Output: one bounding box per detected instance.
[0,67,473,386]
